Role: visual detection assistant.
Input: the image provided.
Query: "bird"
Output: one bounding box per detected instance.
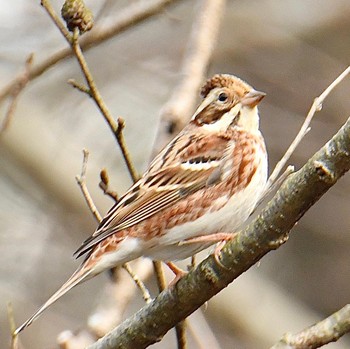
[15,74,268,334]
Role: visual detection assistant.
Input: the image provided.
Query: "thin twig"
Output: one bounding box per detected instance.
[99,168,119,202]
[7,302,16,339]
[115,117,139,182]
[70,73,139,181]
[123,263,152,304]
[153,261,167,292]
[267,66,350,189]
[75,149,102,222]
[151,260,169,341]
[70,27,119,132]
[74,150,152,339]
[41,0,72,43]
[41,0,138,183]
[0,54,33,134]
[8,303,23,349]
[271,304,350,349]
[0,0,179,104]
[86,259,153,338]
[68,78,91,95]
[71,28,139,181]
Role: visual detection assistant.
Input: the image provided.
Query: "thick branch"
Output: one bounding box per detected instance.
[88,116,350,349]
[271,304,350,349]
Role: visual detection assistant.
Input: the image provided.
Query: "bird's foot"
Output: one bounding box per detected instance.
[166,262,188,286]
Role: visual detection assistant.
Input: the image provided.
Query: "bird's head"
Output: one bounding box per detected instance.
[191,74,266,132]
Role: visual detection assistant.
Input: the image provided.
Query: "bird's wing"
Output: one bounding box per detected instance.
[74,130,230,258]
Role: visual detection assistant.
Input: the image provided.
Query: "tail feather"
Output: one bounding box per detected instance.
[14,267,93,335]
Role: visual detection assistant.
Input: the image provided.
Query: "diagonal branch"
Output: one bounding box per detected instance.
[87,115,350,349]
[41,0,140,182]
[271,304,350,349]
[75,149,103,222]
[0,54,33,134]
[267,66,350,188]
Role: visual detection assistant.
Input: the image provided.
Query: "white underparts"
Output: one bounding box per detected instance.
[91,237,144,275]
[146,147,268,261]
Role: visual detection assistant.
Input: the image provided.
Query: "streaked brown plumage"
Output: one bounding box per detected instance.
[15,74,268,334]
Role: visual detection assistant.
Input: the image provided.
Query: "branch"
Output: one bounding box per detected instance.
[41,0,139,183]
[114,118,139,182]
[75,149,102,222]
[271,304,350,349]
[87,116,350,349]
[8,303,25,349]
[87,260,154,338]
[71,151,152,343]
[0,54,33,134]
[267,66,350,188]
[69,27,119,133]
[174,321,187,349]
[0,0,179,104]
[122,263,151,304]
[99,168,119,202]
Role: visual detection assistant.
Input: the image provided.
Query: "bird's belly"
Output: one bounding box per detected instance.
[146,161,267,261]
[146,242,213,262]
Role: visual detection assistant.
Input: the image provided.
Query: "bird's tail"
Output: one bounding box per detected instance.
[14,266,93,335]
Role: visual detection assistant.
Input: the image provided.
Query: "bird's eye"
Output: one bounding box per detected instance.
[218,92,228,102]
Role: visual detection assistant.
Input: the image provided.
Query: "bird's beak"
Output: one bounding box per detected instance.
[241,90,266,108]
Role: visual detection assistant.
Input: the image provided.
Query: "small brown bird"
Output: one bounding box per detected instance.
[15,74,268,334]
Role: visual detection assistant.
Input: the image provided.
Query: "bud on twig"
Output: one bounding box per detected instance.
[61,0,93,34]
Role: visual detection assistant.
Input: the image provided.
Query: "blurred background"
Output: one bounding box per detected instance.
[1,0,350,348]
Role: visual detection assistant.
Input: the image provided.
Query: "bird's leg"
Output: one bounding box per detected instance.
[179,232,234,245]
[166,233,238,285]
[166,262,188,286]
[179,232,238,268]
